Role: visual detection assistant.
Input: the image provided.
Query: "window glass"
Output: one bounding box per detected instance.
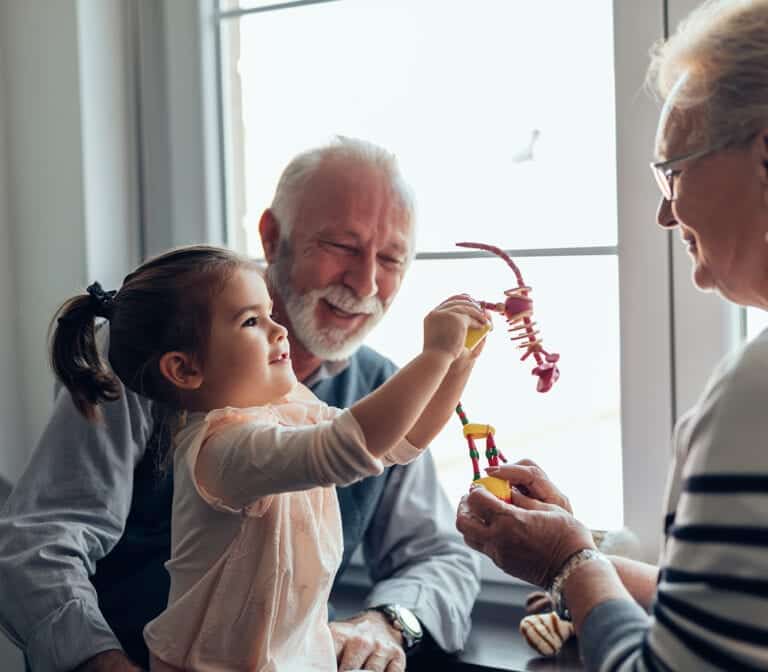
[364,255,623,530]
[747,307,768,341]
[224,0,617,255]
[220,0,622,531]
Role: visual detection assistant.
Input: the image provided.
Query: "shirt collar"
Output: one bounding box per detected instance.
[303,358,350,387]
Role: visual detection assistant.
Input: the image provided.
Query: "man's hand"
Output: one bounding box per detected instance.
[73,649,143,672]
[331,611,406,672]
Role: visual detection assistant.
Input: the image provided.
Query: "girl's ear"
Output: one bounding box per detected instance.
[159,351,203,390]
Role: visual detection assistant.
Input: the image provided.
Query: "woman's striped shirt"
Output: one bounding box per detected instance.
[580,330,768,671]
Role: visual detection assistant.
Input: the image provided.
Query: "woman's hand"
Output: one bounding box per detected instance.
[485,459,573,513]
[456,485,595,588]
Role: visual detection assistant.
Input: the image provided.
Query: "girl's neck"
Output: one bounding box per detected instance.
[287,333,324,383]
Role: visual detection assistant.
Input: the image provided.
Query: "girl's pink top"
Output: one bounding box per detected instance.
[144,389,421,671]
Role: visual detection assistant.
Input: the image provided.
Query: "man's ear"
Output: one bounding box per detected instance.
[159,351,203,391]
[259,209,281,263]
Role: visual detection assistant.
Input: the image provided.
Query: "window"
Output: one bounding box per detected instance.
[747,308,768,341]
[218,0,622,536]
[142,1,705,574]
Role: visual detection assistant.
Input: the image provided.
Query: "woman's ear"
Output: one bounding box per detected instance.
[159,351,203,390]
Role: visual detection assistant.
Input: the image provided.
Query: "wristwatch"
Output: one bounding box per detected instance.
[372,604,423,652]
[548,548,610,620]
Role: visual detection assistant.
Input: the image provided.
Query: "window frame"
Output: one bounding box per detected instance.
[135,0,741,574]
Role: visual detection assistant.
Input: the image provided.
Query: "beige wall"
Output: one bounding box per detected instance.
[0,0,139,477]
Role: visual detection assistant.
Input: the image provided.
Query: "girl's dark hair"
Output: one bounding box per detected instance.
[50,245,259,420]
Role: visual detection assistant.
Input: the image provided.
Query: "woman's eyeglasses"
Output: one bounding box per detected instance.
[650,143,725,201]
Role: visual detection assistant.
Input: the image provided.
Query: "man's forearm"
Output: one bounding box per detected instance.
[363,455,482,653]
[0,382,153,672]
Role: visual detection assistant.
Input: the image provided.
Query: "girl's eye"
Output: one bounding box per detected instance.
[241,316,258,328]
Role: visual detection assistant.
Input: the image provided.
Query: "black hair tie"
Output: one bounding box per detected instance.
[87,282,117,320]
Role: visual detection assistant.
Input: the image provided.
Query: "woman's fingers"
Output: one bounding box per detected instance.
[485,462,572,513]
[507,486,558,512]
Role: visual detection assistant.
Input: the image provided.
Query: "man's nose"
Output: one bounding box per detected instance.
[657,197,677,229]
[344,251,378,299]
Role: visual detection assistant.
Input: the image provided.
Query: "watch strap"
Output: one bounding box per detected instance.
[548,548,609,620]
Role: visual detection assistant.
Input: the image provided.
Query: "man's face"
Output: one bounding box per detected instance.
[269,158,412,360]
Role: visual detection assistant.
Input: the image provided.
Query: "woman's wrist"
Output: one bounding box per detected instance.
[561,553,630,632]
[548,548,606,619]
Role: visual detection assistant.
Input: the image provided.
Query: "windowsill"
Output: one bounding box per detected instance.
[331,567,584,671]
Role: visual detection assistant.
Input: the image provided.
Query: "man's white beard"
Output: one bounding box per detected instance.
[268,249,386,361]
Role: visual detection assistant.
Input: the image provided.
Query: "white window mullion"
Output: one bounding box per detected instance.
[614,0,673,562]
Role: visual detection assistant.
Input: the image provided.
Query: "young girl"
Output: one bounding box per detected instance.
[50,245,487,671]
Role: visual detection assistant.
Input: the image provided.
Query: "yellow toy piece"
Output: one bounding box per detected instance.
[472,476,512,503]
[462,423,495,439]
[465,323,492,350]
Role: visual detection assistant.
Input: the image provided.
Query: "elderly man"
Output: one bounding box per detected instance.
[0,137,480,672]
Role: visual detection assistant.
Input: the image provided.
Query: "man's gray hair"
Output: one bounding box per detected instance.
[647,0,768,148]
[269,136,416,249]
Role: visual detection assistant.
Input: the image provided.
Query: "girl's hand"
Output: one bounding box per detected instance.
[423,294,489,362]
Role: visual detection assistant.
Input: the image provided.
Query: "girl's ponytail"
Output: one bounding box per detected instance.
[49,246,257,422]
[50,282,121,420]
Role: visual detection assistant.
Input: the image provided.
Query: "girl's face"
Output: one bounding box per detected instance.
[197,268,297,409]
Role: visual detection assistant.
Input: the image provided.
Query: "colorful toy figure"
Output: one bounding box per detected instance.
[455,402,512,503]
[455,241,561,499]
[457,241,560,393]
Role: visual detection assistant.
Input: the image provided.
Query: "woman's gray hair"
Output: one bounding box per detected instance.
[647,0,768,148]
[269,136,416,250]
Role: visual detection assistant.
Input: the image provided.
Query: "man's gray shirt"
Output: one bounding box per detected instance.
[0,345,480,671]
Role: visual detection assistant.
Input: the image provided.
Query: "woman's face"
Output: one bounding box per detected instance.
[655,106,768,307]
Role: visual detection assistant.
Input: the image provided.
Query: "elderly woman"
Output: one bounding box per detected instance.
[456,1,768,670]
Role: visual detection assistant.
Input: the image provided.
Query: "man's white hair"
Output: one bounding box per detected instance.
[269,136,417,253]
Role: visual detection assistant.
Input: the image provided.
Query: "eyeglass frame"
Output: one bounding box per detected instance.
[649,140,730,202]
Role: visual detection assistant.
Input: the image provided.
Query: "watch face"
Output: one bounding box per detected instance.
[395,606,422,637]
